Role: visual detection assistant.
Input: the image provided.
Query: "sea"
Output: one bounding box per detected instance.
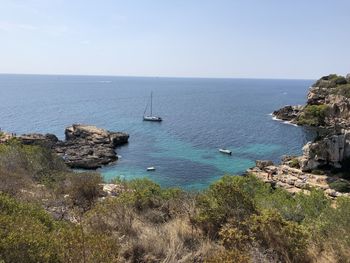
[0,74,316,190]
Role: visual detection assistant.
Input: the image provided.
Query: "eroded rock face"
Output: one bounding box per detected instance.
[255,160,274,169]
[18,124,129,169]
[299,130,350,171]
[19,133,59,148]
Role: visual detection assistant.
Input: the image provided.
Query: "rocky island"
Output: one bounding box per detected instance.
[18,124,129,169]
[249,74,350,198]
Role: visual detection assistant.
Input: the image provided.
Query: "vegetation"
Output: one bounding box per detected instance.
[0,141,350,262]
[329,179,350,193]
[296,104,329,126]
[289,158,300,168]
[334,83,350,98]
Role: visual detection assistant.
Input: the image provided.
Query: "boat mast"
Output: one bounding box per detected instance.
[150,91,153,116]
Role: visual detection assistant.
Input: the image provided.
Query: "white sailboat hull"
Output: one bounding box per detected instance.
[143,116,162,122]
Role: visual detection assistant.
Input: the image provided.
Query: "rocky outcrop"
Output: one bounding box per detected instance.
[247,164,350,199]
[18,124,129,169]
[273,105,303,122]
[299,129,350,171]
[255,160,274,169]
[19,133,59,148]
[273,74,350,127]
[272,74,350,171]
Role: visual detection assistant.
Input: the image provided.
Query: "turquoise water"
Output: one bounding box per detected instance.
[0,74,315,189]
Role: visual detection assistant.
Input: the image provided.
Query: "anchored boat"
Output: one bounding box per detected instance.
[219,148,232,155]
[147,166,156,171]
[143,92,162,122]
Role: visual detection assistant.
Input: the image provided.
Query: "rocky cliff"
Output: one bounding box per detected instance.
[274,74,350,127]
[273,74,350,171]
[18,124,129,169]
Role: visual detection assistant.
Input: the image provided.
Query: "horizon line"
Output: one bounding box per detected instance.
[0,72,315,81]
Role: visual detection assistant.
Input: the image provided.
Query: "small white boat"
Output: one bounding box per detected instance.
[147,166,156,171]
[219,148,232,155]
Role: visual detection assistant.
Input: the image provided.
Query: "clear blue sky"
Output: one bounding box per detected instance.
[0,0,349,79]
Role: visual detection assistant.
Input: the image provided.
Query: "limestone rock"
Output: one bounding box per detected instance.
[300,130,350,171]
[17,124,129,170]
[19,133,59,148]
[272,105,303,121]
[55,124,129,169]
[255,160,274,170]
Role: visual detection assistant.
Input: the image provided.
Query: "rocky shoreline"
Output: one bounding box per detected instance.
[2,124,129,169]
[247,160,349,199]
[250,74,350,198]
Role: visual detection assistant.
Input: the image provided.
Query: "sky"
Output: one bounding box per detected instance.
[0,0,349,79]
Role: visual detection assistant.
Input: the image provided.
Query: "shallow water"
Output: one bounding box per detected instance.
[0,74,315,189]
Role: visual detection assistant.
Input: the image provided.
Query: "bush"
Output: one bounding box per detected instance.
[296,105,329,126]
[0,142,67,186]
[313,197,350,260]
[329,179,350,193]
[0,194,120,263]
[66,172,103,211]
[248,210,309,263]
[195,176,256,236]
[289,158,300,168]
[334,83,350,98]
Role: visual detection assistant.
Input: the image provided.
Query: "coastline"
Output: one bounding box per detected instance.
[270,113,299,127]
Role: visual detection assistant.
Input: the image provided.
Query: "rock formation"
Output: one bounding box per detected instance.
[298,129,350,171]
[273,105,303,122]
[273,74,350,170]
[247,164,350,198]
[18,124,129,169]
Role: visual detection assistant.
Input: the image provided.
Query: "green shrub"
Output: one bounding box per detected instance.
[195,176,256,236]
[334,83,350,98]
[329,179,350,193]
[249,210,309,263]
[0,194,120,263]
[313,197,350,260]
[296,105,329,126]
[289,158,300,168]
[0,142,67,186]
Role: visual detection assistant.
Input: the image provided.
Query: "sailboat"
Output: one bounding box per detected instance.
[143,92,162,122]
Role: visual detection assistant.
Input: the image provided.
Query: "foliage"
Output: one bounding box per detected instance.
[195,175,257,236]
[0,194,119,263]
[65,172,102,211]
[248,210,309,263]
[0,141,67,187]
[329,179,350,193]
[296,105,329,126]
[334,83,350,98]
[289,158,300,168]
[0,141,350,262]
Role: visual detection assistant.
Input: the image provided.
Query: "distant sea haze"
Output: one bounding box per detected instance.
[0,74,316,189]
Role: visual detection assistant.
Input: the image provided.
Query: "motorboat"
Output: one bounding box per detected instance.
[219,148,232,155]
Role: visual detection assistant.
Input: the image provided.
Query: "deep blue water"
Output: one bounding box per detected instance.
[0,74,315,189]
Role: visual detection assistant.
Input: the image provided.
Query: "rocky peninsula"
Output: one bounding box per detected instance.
[250,74,350,198]
[17,124,129,169]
